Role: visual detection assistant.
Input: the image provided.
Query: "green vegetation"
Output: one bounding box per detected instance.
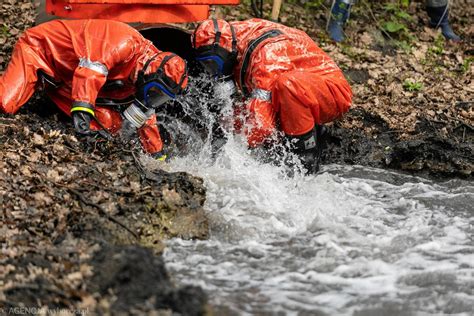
[395,39,413,52]
[303,0,325,10]
[461,57,473,74]
[403,79,423,92]
[380,0,416,51]
[428,34,445,55]
[1,25,9,36]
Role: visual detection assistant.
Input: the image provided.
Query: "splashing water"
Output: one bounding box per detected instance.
[151,77,474,315]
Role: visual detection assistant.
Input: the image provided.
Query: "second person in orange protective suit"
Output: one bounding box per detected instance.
[192,18,352,173]
[0,19,188,158]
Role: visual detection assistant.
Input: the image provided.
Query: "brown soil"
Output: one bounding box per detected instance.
[0,0,472,314]
[0,101,210,314]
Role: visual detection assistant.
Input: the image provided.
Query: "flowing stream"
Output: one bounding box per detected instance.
[154,77,473,315]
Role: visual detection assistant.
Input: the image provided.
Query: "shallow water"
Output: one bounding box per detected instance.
[161,149,472,315]
[158,77,473,315]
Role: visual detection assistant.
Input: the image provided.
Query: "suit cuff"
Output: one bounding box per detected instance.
[71,101,95,116]
[151,151,167,161]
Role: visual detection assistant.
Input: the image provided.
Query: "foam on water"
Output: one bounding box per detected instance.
[162,145,473,315]
[153,77,474,315]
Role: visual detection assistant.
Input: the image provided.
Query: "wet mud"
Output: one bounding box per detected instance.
[0,99,210,314]
[88,245,208,315]
[325,107,473,178]
[1,1,472,314]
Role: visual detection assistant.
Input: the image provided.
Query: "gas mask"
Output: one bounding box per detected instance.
[123,53,187,131]
[196,54,235,78]
[122,82,174,130]
[122,100,153,129]
[193,19,238,79]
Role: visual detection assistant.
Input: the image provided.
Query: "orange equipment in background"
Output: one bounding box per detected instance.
[45,0,239,23]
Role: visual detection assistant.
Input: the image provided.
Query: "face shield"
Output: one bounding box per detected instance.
[143,81,175,108]
[196,55,225,77]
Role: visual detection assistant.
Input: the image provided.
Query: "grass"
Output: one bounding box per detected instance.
[403,79,423,92]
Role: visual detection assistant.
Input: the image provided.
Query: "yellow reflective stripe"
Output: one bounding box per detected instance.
[156,154,167,161]
[71,106,95,116]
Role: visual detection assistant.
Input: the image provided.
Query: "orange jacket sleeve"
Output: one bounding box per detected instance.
[70,23,144,110]
[241,46,291,147]
[243,97,276,147]
[71,63,108,109]
[138,113,163,154]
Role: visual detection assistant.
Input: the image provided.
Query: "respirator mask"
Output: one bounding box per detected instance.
[123,82,173,129]
[193,19,238,79]
[121,53,186,137]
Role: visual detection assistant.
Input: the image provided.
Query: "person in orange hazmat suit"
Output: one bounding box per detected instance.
[192,18,352,173]
[0,19,188,158]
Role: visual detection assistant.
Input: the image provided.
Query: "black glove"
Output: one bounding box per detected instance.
[72,111,93,135]
[151,151,168,162]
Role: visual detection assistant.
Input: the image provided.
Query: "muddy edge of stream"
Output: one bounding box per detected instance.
[0,0,472,314]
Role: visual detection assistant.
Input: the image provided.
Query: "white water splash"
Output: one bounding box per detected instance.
[164,161,473,315]
[154,77,474,315]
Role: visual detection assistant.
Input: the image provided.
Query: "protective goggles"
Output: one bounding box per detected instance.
[196,55,225,77]
[143,81,174,108]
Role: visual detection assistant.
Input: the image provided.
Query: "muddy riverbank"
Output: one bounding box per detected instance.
[0,105,210,314]
[0,0,472,314]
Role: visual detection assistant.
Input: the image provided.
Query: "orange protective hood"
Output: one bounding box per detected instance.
[192,18,283,56]
[134,51,188,91]
[192,19,236,53]
[150,53,188,90]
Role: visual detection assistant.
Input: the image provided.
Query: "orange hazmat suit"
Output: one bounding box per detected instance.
[193,18,352,147]
[0,19,188,154]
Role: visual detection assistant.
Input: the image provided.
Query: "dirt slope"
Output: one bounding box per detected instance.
[0,0,472,314]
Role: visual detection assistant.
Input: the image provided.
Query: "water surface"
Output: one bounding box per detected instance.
[157,77,473,315]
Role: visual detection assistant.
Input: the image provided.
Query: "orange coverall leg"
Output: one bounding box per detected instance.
[0,38,55,114]
[273,70,352,136]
